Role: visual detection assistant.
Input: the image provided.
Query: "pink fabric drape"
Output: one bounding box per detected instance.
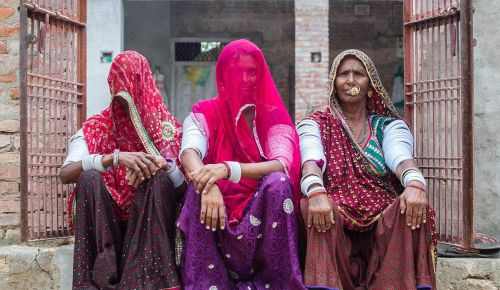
[192,39,301,223]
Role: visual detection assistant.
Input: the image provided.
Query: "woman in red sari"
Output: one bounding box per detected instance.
[298,49,437,289]
[60,51,184,289]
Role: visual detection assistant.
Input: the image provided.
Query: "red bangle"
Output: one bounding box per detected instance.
[407,182,426,192]
[308,191,327,200]
[223,161,231,180]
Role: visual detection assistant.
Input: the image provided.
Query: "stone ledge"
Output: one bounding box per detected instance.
[0,245,73,290]
[0,245,498,289]
[437,257,500,290]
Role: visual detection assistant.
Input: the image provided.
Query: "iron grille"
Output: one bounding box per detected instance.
[21,0,86,240]
[403,0,473,247]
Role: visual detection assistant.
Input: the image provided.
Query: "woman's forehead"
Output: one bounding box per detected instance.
[227,52,258,67]
[338,56,365,71]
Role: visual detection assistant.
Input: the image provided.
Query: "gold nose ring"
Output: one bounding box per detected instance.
[349,83,360,96]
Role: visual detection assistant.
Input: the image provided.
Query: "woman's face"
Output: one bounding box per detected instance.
[225,53,258,102]
[334,56,371,106]
[113,96,130,116]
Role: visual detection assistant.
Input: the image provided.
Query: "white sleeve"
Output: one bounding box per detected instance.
[382,120,414,174]
[180,114,208,160]
[62,129,89,167]
[297,119,327,173]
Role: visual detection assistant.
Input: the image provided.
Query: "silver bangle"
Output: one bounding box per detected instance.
[113,149,119,167]
[226,161,241,183]
[165,158,185,188]
[301,174,324,196]
[81,154,106,173]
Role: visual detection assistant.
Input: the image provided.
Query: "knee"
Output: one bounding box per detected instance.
[261,172,293,199]
[77,170,103,187]
[149,169,170,185]
[262,172,291,186]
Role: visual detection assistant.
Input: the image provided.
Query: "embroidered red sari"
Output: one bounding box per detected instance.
[67,50,181,224]
[302,49,437,289]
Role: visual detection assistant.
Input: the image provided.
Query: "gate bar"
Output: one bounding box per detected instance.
[460,0,474,248]
[24,2,86,27]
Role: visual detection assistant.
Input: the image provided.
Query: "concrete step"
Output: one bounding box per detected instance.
[0,245,498,289]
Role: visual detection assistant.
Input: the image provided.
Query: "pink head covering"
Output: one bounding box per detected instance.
[192,39,301,223]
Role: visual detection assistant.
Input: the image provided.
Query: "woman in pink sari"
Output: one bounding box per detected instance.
[177,39,305,289]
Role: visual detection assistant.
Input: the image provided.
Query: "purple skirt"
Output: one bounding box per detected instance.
[178,172,305,290]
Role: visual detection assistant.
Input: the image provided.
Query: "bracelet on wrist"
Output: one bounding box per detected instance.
[113,149,120,167]
[407,182,426,192]
[308,190,327,200]
[223,161,231,180]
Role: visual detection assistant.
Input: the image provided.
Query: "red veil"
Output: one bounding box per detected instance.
[67,51,181,225]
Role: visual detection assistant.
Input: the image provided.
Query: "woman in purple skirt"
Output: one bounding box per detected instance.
[177,39,305,290]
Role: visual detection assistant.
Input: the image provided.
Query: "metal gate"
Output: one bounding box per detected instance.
[20,0,86,241]
[403,0,474,247]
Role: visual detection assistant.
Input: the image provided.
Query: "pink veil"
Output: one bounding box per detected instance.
[191,39,301,223]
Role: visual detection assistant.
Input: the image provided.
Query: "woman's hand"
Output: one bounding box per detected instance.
[399,181,427,230]
[200,184,226,231]
[307,191,335,233]
[119,152,169,187]
[190,163,228,195]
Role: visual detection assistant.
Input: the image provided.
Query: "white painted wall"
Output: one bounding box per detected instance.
[472,0,500,237]
[86,0,123,117]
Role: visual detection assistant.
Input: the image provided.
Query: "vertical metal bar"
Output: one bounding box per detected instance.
[55,15,61,235]
[404,0,414,124]
[456,18,463,244]
[20,0,29,242]
[425,13,430,197]
[79,0,87,123]
[29,9,36,240]
[48,12,54,238]
[437,6,444,241]
[430,7,436,229]
[36,10,42,240]
[42,13,48,239]
[460,0,474,248]
[443,12,450,241]
[62,17,69,232]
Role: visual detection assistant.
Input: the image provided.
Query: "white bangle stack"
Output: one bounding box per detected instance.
[81,154,106,173]
[301,174,325,197]
[401,168,426,187]
[225,161,242,183]
[165,158,185,188]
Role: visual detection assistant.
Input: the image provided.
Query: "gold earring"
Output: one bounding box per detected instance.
[367,90,373,98]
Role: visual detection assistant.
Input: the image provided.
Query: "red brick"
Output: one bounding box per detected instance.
[0,198,19,213]
[0,72,16,83]
[0,164,19,180]
[0,212,19,226]
[0,8,15,20]
[0,181,18,195]
[0,24,19,37]
[0,120,19,133]
[0,41,6,54]
[8,88,18,100]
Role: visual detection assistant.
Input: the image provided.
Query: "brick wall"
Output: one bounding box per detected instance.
[0,0,21,243]
[295,0,330,121]
[329,0,404,96]
[170,1,295,115]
